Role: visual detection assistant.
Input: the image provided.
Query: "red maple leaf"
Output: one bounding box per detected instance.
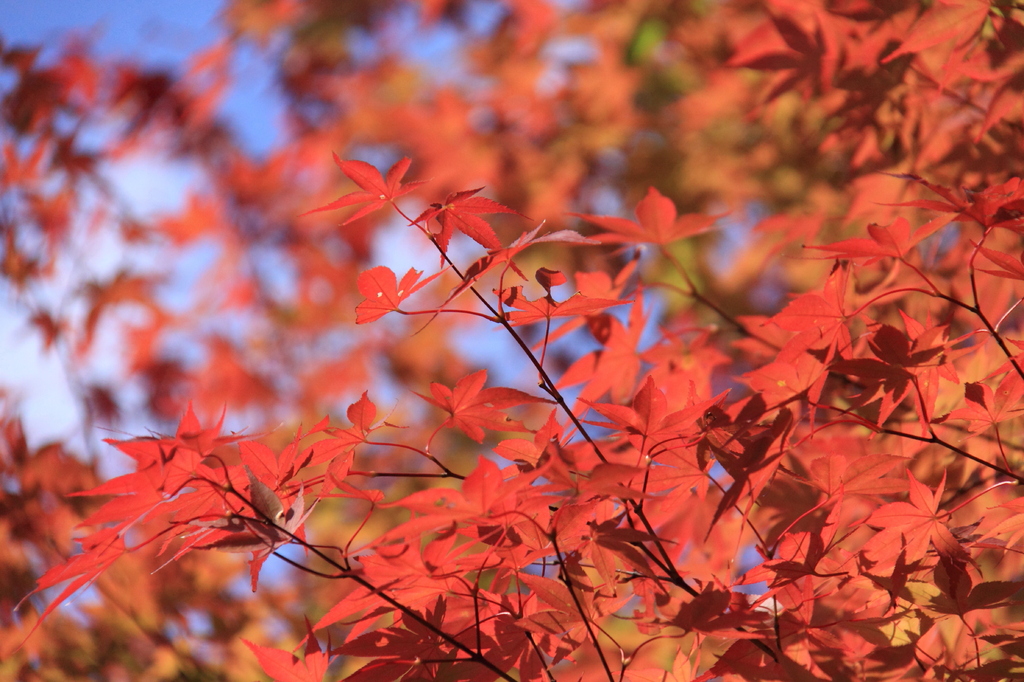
[572,186,719,245]
[582,376,710,460]
[302,155,425,223]
[769,263,850,363]
[881,0,991,64]
[186,467,316,590]
[744,499,850,586]
[669,582,767,635]
[317,393,379,470]
[441,224,598,305]
[558,297,647,404]
[800,452,909,498]
[417,369,551,443]
[501,285,628,327]
[864,470,971,566]
[830,319,960,428]
[806,216,935,263]
[745,351,827,407]
[414,187,525,252]
[728,11,842,102]
[887,174,1024,232]
[947,373,1024,433]
[354,265,441,324]
[977,245,1024,281]
[244,624,331,682]
[15,528,127,647]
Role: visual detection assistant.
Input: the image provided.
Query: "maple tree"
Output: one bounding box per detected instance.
[6,0,1024,680]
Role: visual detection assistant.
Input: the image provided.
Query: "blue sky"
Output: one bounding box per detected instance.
[2,1,221,58]
[2,0,284,153]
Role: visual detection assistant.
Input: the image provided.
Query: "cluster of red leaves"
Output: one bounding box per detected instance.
[6,0,1024,680]
[17,159,1024,681]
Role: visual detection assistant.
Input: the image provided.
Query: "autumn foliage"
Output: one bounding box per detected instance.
[7,0,1024,680]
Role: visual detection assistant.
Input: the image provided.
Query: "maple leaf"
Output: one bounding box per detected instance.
[959,579,1024,614]
[707,405,792,533]
[745,351,827,407]
[16,528,127,647]
[442,224,599,304]
[881,0,991,64]
[540,258,639,347]
[69,471,165,530]
[806,217,936,264]
[414,187,525,252]
[303,393,379,488]
[572,186,720,245]
[728,11,840,102]
[192,467,316,590]
[669,582,767,635]
[501,284,628,327]
[101,402,242,495]
[416,369,550,442]
[244,625,331,682]
[801,452,909,498]
[947,373,1024,433]
[987,497,1024,547]
[745,498,850,587]
[374,454,546,548]
[558,298,647,404]
[238,440,281,487]
[865,471,972,568]
[196,469,311,551]
[515,557,593,662]
[583,376,711,461]
[354,265,441,324]
[518,571,586,622]
[493,409,565,467]
[977,76,1024,143]
[301,155,425,223]
[976,245,1024,281]
[768,263,851,363]
[337,596,465,675]
[889,174,1024,231]
[831,321,959,428]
